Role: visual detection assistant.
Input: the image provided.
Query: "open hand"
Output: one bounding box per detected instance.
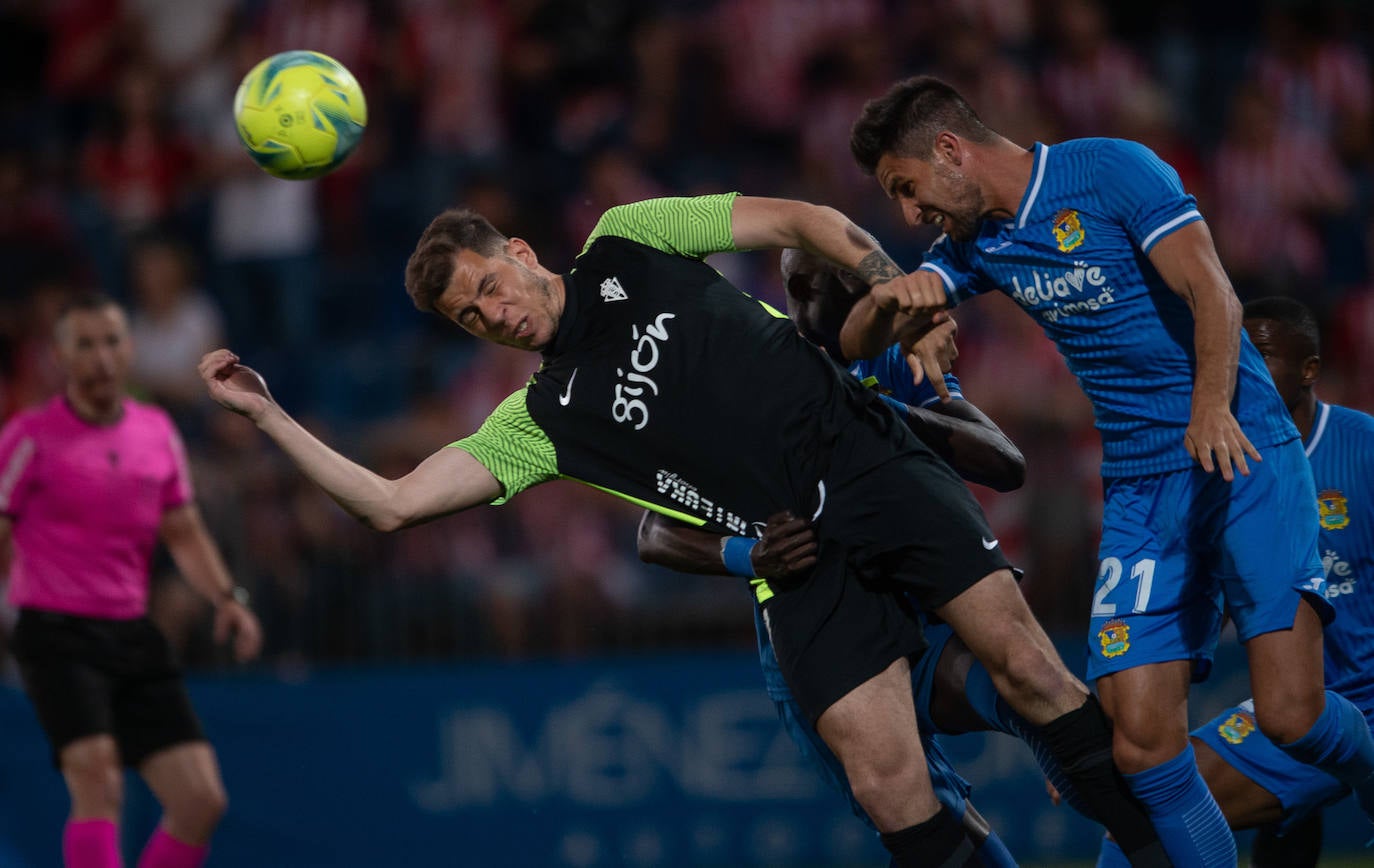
[1184,403,1261,481]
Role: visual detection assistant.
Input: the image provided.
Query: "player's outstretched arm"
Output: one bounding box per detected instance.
[159,503,262,662]
[899,398,1026,492]
[637,511,818,580]
[1149,221,1261,481]
[198,349,501,531]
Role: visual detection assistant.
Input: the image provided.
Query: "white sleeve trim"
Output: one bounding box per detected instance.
[918,262,956,296]
[1140,209,1202,253]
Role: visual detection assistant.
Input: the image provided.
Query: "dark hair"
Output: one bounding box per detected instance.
[404,208,509,313]
[1243,296,1320,358]
[851,76,993,175]
[53,290,122,338]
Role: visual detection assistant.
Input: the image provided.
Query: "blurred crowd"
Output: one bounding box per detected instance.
[2,0,1373,672]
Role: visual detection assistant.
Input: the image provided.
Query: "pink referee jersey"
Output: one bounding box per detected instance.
[0,395,193,619]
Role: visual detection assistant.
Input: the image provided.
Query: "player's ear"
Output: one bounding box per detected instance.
[1302,354,1321,388]
[507,237,538,268]
[935,131,961,165]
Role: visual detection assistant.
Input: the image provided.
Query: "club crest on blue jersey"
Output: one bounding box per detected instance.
[1098,618,1130,658]
[1318,489,1350,530]
[1218,709,1257,745]
[1052,209,1085,253]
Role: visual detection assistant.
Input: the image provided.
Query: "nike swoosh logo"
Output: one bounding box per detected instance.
[558,369,578,406]
[981,537,999,550]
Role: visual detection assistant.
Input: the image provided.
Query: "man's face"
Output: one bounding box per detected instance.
[1243,317,1317,413]
[784,256,867,363]
[875,150,987,242]
[56,305,133,406]
[435,243,561,351]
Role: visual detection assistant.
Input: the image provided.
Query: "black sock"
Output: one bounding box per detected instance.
[1251,815,1322,868]
[1040,695,1170,868]
[879,805,979,868]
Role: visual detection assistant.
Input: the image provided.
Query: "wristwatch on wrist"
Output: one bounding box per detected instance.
[220,585,251,607]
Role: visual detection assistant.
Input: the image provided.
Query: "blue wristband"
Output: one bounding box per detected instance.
[721,536,759,578]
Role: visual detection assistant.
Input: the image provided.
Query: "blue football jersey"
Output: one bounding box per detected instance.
[849,343,963,408]
[920,138,1296,477]
[1307,401,1374,714]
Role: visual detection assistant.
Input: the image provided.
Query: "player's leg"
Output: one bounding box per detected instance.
[1219,440,1374,817]
[116,619,220,868]
[10,612,126,868]
[933,570,1168,867]
[1084,471,1236,868]
[1192,698,1345,867]
[763,548,980,867]
[923,629,1095,821]
[1190,736,1283,829]
[875,456,1164,866]
[769,617,1017,866]
[136,743,226,868]
[60,735,126,868]
[815,659,952,839]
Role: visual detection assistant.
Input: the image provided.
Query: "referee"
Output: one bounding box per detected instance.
[1,293,261,868]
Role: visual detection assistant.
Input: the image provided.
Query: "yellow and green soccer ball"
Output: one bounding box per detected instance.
[233,50,367,180]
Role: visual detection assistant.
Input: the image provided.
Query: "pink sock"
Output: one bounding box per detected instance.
[137,829,209,868]
[63,818,122,868]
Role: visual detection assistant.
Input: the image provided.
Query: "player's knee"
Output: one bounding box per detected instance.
[166,780,228,838]
[993,639,1066,704]
[62,750,124,814]
[1110,721,1186,774]
[1253,698,1321,747]
[846,757,924,827]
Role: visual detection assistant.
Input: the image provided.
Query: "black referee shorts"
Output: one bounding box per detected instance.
[11,609,206,768]
[763,447,1013,725]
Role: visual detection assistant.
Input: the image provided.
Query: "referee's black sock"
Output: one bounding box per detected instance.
[1040,695,1172,868]
[879,805,983,868]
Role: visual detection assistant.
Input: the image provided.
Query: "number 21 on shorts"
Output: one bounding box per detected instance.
[1092,557,1157,617]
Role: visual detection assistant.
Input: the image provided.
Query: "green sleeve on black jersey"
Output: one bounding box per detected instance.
[581,193,741,258]
[449,389,559,505]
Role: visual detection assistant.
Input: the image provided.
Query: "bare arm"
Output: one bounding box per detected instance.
[1148,221,1260,481]
[729,197,952,376]
[901,399,1026,492]
[159,502,263,661]
[637,511,818,579]
[199,350,502,531]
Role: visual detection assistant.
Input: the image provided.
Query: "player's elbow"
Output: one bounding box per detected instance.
[988,443,1027,492]
[635,513,668,565]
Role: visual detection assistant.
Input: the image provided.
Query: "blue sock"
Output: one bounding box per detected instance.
[1278,690,1374,818]
[1123,744,1236,868]
[1096,836,1131,868]
[964,663,1096,821]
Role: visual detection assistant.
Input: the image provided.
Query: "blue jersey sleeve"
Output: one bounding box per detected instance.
[919,235,992,306]
[1092,139,1202,254]
[852,345,964,407]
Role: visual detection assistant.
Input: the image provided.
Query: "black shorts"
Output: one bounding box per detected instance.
[11,609,205,768]
[763,446,1013,724]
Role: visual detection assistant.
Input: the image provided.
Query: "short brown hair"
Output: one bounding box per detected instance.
[850,76,993,175]
[404,208,508,313]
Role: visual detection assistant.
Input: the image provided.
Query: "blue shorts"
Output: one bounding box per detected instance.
[1192,699,1347,833]
[756,606,970,828]
[1087,439,1330,682]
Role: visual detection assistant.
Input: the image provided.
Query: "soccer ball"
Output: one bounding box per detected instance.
[233,50,367,180]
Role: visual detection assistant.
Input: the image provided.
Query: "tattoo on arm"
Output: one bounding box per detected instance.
[854,250,903,286]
